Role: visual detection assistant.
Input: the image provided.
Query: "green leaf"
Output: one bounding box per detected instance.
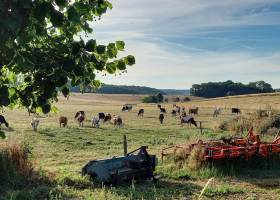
[33,2,51,21]
[50,10,64,27]
[96,45,106,54]
[85,39,96,52]
[55,0,67,7]
[116,41,125,51]
[42,103,51,114]
[106,62,116,74]
[67,6,80,23]
[51,106,59,114]
[104,0,113,9]
[116,60,126,70]
[124,55,135,66]
[107,43,117,58]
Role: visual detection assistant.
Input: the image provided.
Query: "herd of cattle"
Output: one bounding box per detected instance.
[0,104,242,132]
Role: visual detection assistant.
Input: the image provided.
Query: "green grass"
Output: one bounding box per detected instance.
[1,94,280,200]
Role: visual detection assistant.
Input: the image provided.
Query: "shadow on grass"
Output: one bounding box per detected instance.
[0,131,6,139]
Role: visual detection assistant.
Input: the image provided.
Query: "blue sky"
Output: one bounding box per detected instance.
[90,0,280,89]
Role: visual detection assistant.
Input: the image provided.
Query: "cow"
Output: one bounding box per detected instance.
[122,104,133,112]
[98,113,106,121]
[180,115,197,127]
[138,109,144,117]
[92,116,100,128]
[75,111,85,126]
[0,115,9,128]
[189,107,199,115]
[160,108,166,113]
[159,113,164,124]
[104,113,112,123]
[213,108,222,117]
[31,117,39,131]
[59,116,68,127]
[113,116,123,128]
[174,106,181,114]
[171,110,177,117]
[232,108,241,114]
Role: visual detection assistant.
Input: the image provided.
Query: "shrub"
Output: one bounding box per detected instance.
[183,97,191,102]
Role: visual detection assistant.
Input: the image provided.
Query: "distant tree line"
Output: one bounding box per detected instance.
[69,84,166,95]
[190,80,274,98]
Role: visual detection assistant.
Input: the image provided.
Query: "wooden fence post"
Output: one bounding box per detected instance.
[123,135,127,156]
[199,121,203,134]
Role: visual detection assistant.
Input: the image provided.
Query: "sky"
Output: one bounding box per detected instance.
[90,0,280,89]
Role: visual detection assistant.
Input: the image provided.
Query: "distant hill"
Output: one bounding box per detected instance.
[161,89,190,96]
[69,84,167,95]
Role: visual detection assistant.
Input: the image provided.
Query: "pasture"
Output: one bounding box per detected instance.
[1,93,280,200]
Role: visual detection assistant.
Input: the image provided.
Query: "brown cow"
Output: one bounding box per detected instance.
[59,116,68,127]
[113,116,123,128]
[138,109,144,117]
[159,113,164,124]
[189,107,199,115]
[104,113,112,123]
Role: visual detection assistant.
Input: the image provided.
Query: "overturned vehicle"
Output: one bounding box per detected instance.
[82,146,157,185]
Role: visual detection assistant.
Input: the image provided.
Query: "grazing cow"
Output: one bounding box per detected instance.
[92,116,100,128]
[122,104,133,112]
[75,111,85,126]
[171,110,177,117]
[181,115,197,127]
[174,106,181,114]
[0,115,9,128]
[98,112,106,120]
[59,116,68,127]
[138,109,144,117]
[104,113,112,123]
[113,116,123,128]
[160,108,166,113]
[213,108,222,117]
[31,117,39,131]
[189,107,199,115]
[232,108,241,114]
[159,113,164,124]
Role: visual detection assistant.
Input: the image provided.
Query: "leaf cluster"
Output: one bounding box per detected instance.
[0,0,135,113]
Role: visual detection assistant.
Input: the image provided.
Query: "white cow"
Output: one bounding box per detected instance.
[92,116,100,128]
[31,117,40,131]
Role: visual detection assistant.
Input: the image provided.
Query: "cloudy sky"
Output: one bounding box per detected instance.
[90,0,280,89]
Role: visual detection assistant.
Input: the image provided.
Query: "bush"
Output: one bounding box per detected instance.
[142,93,164,103]
[183,97,191,102]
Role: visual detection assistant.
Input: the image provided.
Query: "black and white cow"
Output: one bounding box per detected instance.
[122,104,133,112]
[138,109,144,117]
[0,115,9,128]
[180,115,197,127]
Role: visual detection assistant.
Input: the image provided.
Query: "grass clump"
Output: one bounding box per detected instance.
[203,184,244,197]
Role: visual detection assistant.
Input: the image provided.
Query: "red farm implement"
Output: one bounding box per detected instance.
[161,128,280,162]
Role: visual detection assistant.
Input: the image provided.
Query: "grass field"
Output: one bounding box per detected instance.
[1,93,280,200]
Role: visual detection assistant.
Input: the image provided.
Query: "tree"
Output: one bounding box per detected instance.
[0,0,135,113]
[190,80,274,98]
[157,93,164,103]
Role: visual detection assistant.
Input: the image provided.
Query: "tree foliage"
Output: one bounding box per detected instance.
[0,0,135,113]
[142,93,164,103]
[190,80,274,98]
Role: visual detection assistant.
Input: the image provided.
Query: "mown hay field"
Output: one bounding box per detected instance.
[1,93,280,200]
